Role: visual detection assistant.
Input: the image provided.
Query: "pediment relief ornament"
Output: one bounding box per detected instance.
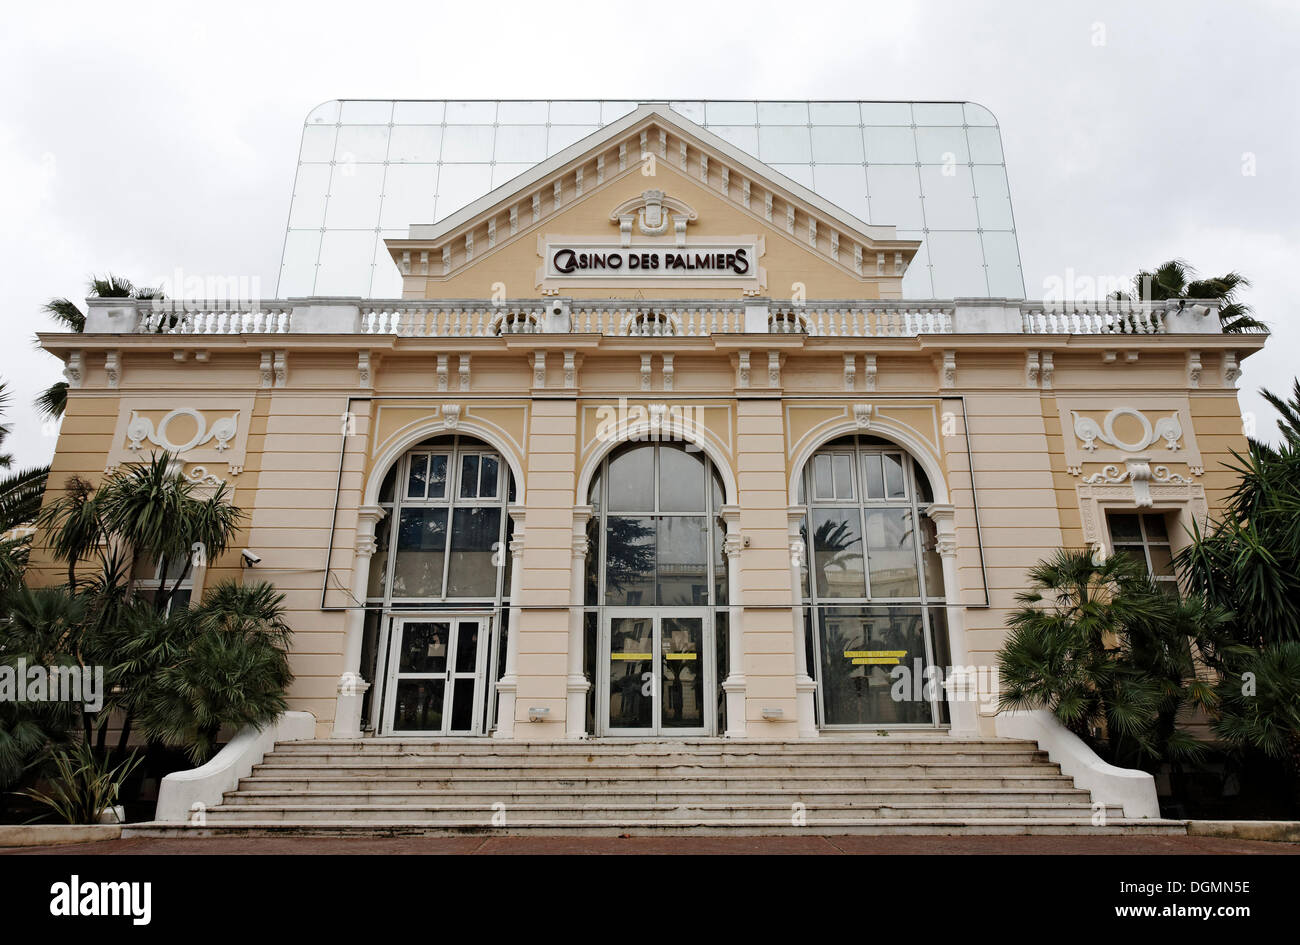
[1071,407,1182,453]
[109,398,253,476]
[609,190,699,243]
[127,408,238,454]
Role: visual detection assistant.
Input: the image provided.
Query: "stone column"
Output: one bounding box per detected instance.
[493,510,526,739]
[925,503,979,737]
[719,504,746,737]
[566,505,593,738]
[332,504,385,738]
[787,506,818,738]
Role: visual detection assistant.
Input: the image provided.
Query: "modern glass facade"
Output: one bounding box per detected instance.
[280,100,1024,301]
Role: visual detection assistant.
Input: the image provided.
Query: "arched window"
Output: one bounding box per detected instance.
[584,441,728,735]
[798,434,949,728]
[363,435,516,735]
[369,434,516,603]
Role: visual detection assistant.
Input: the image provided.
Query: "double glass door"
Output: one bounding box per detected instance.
[382,615,488,734]
[600,609,711,736]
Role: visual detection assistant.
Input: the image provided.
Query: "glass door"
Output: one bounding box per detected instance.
[601,609,710,736]
[382,615,489,734]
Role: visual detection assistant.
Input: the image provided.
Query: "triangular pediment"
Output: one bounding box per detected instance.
[385,103,920,299]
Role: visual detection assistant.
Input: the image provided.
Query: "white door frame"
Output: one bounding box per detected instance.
[379,612,493,736]
[597,607,714,737]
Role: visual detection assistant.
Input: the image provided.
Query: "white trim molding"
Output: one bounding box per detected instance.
[154,711,316,823]
[995,709,1161,819]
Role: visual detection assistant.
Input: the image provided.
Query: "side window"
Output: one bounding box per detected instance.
[1107,511,1177,595]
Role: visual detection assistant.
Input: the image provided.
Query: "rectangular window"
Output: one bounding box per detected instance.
[131,552,193,616]
[392,507,448,597]
[814,453,856,501]
[405,452,449,500]
[1107,511,1178,595]
[863,508,920,598]
[811,508,867,598]
[446,507,502,597]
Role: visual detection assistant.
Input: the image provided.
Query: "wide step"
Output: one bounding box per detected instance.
[145,736,1182,837]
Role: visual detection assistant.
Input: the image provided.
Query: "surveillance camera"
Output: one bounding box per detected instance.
[240,549,262,566]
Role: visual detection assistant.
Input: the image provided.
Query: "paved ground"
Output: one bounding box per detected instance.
[3,835,1298,854]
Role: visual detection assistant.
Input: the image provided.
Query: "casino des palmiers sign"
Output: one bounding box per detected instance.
[546,244,755,278]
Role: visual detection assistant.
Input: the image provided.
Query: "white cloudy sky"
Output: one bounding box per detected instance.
[1,0,1295,467]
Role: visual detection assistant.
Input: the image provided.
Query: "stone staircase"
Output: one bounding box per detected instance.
[126,736,1186,836]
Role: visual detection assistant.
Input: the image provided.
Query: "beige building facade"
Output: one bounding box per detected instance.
[34,104,1265,744]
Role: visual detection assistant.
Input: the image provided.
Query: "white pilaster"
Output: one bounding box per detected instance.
[787,506,818,737]
[332,504,385,737]
[493,509,527,739]
[566,506,594,738]
[926,503,979,736]
[719,504,747,737]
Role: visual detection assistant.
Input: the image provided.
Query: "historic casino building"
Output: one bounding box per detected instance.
[34,102,1265,744]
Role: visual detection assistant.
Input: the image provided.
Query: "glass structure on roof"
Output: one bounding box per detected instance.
[279,100,1024,301]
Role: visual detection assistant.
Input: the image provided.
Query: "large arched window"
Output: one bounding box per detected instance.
[798,434,949,728]
[583,440,728,735]
[362,435,516,735]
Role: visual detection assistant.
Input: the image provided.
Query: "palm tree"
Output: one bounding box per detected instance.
[0,588,87,790]
[0,382,50,594]
[95,452,242,614]
[997,549,1197,765]
[1176,380,1300,647]
[32,476,102,588]
[136,581,294,763]
[35,275,162,420]
[1125,259,1265,333]
[1214,643,1300,780]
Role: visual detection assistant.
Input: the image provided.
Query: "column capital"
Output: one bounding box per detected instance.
[718,503,741,529]
[924,502,956,525]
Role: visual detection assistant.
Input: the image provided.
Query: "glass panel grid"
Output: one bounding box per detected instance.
[281,100,1023,299]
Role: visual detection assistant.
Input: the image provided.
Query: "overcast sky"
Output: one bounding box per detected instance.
[1,0,1294,468]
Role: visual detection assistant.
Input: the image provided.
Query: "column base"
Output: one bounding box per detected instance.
[494,678,518,739]
[722,674,747,737]
[944,668,981,737]
[795,675,818,738]
[331,674,371,738]
[565,675,590,739]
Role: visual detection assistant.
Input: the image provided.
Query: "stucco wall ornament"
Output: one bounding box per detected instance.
[610,190,699,244]
[1071,408,1182,452]
[126,409,238,454]
[1081,459,1191,507]
[183,466,224,487]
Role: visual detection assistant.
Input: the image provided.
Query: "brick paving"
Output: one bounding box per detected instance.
[3,834,1297,854]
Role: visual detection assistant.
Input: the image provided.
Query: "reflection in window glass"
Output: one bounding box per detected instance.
[659,446,706,512]
[406,454,427,498]
[658,516,708,605]
[607,446,655,512]
[446,507,502,597]
[862,453,884,500]
[479,455,499,498]
[864,509,920,598]
[812,508,866,598]
[605,516,656,605]
[817,607,934,725]
[883,454,907,499]
[393,508,448,597]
